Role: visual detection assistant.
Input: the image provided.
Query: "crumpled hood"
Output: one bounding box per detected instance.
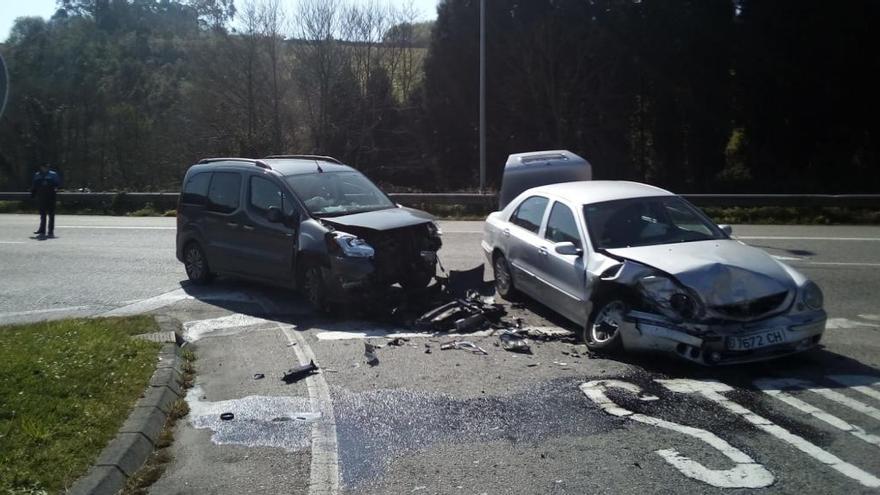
[606,240,796,306]
[320,206,434,231]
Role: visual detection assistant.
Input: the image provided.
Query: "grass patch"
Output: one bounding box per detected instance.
[703,206,880,225]
[0,317,162,494]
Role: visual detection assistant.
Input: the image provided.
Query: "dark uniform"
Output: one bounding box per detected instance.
[30,167,61,237]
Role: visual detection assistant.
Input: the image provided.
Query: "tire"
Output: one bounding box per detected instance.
[493,254,516,299]
[582,300,626,352]
[302,265,328,312]
[184,242,213,285]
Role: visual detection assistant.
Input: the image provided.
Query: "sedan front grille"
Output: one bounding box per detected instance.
[712,291,790,320]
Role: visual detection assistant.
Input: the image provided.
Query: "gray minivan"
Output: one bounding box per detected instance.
[175,155,442,308]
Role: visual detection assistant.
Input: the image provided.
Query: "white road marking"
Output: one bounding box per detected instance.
[659,379,880,488]
[182,314,276,341]
[772,255,803,261]
[754,378,880,448]
[0,241,26,244]
[56,225,175,230]
[254,296,339,495]
[315,325,569,341]
[859,314,880,322]
[0,305,95,319]
[826,318,880,329]
[737,236,880,241]
[827,375,880,402]
[99,288,255,317]
[793,261,880,268]
[580,380,774,489]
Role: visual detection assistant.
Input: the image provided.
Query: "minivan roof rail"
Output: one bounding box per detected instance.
[198,157,272,169]
[263,154,342,165]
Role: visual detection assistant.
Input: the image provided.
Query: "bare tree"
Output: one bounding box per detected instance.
[259,0,286,151]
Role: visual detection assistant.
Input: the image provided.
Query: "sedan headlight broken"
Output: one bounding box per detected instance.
[329,232,375,258]
[638,274,702,321]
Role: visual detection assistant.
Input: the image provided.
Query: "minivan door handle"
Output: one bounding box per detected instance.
[226,222,239,228]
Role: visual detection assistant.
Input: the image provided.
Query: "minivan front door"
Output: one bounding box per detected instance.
[203,171,245,272]
[238,174,297,282]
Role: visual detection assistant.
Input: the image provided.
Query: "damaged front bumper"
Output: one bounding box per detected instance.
[323,250,439,298]
[618,309,827,365]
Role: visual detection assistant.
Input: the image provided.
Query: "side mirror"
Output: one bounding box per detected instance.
[554,241,583,256]
[267,206,283,223]
[719,224,733,236]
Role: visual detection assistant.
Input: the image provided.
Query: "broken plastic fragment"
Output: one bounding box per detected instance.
[499,332,532,354]
[220,412,234,421]
[281,360,319,383]
[364,342,380,366]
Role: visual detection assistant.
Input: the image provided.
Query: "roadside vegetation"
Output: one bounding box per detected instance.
[0,316,162,494]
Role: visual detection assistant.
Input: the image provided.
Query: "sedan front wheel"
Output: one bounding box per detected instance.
[583,300,626,352]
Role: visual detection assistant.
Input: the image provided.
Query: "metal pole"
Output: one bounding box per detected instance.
[479,0,486,192]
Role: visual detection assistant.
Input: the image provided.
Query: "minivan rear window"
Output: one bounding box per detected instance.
[207,172,241,214]
[182,172,211,205]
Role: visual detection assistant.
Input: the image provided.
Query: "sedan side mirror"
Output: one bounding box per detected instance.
[719,224,733,236]
[554,241,583,256]
[267,206,284,223]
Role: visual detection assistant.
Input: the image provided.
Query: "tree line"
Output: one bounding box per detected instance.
[1,0,878,194]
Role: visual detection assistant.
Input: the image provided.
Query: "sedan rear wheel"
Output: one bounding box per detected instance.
[184,242,213,285]
[493,254,516,298]
[583,300,625,352]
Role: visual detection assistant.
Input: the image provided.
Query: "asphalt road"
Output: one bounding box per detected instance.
[2,214,880,494]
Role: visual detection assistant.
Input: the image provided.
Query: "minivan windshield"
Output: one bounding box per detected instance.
[584,196,725,249]
[286,171,395,217]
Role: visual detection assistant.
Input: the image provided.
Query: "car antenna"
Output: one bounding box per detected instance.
[315,160,324,173]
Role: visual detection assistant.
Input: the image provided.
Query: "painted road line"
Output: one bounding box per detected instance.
[826,318,880,330]
[100,288,255,317]
[0,305,95,319]
[754,378,880,448]
[0,241,26,244]
[279,323,340,495]
[794,261,880,268]
[182,314,276,341]
[659,379,880,488]
[757,377,880,423]
[253,295,339,495]
[580,380,774,488]
[737,236,880,241]
[56,225,175,230]
[827,375,880,402]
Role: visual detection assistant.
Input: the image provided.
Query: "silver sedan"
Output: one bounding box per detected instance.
[481,181,827,365]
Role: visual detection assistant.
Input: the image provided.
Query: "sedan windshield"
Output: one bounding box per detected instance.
[286,171,395,217]
[584,196,725,249]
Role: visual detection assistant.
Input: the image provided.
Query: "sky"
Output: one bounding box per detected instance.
[0,0,439,43]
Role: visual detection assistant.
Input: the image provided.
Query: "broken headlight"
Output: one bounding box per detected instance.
[802,281,823,310]
[638,275,702,321]
[329,232,375,258]
[427,221,443,237]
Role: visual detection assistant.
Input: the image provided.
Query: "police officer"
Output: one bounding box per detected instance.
[30,163,61,238]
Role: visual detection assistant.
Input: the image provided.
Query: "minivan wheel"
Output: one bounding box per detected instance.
[493,254,515,298]
[303,266,328,312]
[184,242,213,285]
[582,300,625,352]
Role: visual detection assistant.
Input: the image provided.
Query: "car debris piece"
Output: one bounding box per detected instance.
[220,412,235,421]
[455,313,488,332]
[364,342,380,366]
[281,360,319,383]
[387,337,409,347]
[414,291,506,332]
[439,340,489,355]
[499,332,532,354]
[253,373,265,380]
[445,264,493,298]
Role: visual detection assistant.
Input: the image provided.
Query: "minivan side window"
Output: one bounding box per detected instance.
[249,176,283,216]
[510,196,549,234]
[545,202,582,248]
[207,172,241,214]
[182,172,211,205]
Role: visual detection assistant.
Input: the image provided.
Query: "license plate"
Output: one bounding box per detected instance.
[727,329,785,351]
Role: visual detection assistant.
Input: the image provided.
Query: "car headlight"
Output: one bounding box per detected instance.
[427,221,442,237]
[802,281,823,310]
[639,275,701,320]
[330,232,375,258]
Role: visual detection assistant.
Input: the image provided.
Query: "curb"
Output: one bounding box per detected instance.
[69,318,183,495]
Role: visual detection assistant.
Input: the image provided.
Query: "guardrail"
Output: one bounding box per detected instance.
[1,192,879,209]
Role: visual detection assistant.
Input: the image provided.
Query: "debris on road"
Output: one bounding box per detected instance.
[387,336,410,347]
[281,360,319,383]
[220,412,235,421]
[499,331,532,354]
[414,291,505,332]
[365,342,380,366]
[253,373,265,380]
[439,340,489,355]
